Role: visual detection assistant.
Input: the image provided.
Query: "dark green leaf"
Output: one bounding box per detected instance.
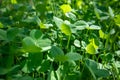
[7,28,19,41]
[38,60,50,72]
[50,46,64,58]
[0,29,7,40]
[30,29,42,40]
[94,69,110,77]
[0,67,9,75]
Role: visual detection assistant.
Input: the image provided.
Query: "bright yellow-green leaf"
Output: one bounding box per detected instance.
[86,43,96,54]
[0,22,3,28]
[89,39,98,49]
[61,23,71,36]
[114,15,120,27]
[40,23,46,29]
[11,0,17,4]
[76,0,83,9]
[60,4,72,13]
[86,39,98,54]
[99,30,108,39]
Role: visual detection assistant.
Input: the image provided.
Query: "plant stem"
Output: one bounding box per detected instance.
[66,35,71,50]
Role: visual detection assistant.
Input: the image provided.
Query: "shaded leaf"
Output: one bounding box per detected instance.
[55,55,68,62]
[94,69,110,78]
[85,59,98,70]
[7,28,19,41]
[0,67,9,75]
[0,29,7,40]
[22,37,41,53]
[66,52,82,61]
[16,76,33,80]
[50,46,64,58]
[38,60,50,72]
[30,29,42,40]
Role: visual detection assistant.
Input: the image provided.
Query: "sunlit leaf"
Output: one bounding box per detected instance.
[0,22,3,28]
[53,16,63,28]
[86,39,98,54]
[40,22,46,29]
[50,71,57,80]
[108,6,114,18]
[114,14,120,27]
[11,0,17,4]
[86,43,96,54]
[99,30,108,39]
[76,0,83,9]
[89,25,101,30]
[65,12,76,21]
[74,39,81,47]
[74,20,89,30]
[60,4,72,14]
[61,23,71,36]
[89,39,98,49]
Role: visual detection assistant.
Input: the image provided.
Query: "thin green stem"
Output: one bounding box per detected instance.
[66,35,71,50]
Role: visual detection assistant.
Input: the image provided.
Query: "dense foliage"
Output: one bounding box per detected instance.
[0,0,120,80]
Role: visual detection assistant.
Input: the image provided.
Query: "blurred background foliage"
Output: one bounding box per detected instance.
[0,0,120,80]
